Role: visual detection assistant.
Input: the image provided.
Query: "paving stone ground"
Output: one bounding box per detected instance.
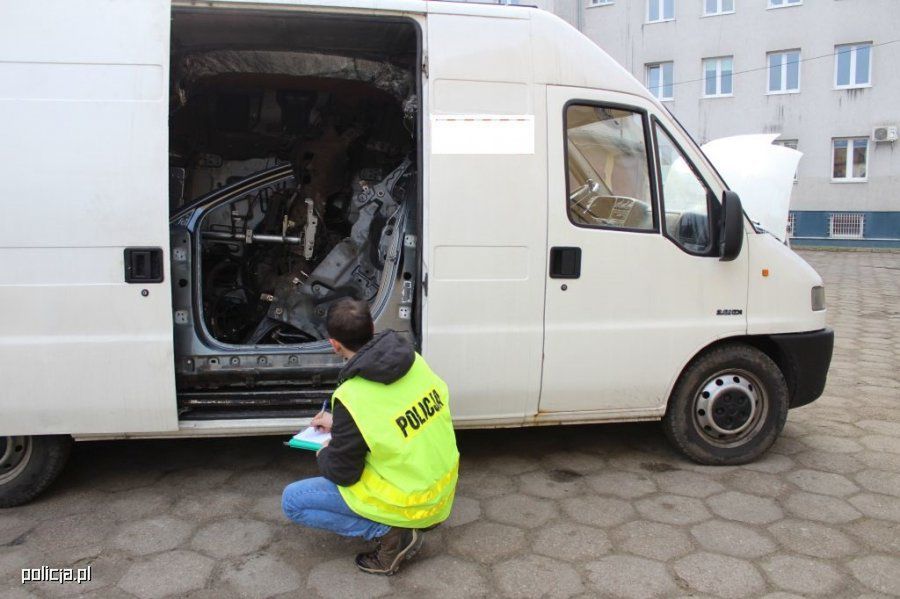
[1,249,899,598]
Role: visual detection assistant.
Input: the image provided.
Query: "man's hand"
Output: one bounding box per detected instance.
[311,410,333,433]
[315,438,330,456]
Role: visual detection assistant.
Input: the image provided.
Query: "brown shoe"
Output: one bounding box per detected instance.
[355,527,423,576]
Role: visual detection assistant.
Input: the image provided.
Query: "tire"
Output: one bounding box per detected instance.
[0,435,72,508]
[663,344,788,465]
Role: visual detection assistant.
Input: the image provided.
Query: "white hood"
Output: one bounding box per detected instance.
[701,134,802,242]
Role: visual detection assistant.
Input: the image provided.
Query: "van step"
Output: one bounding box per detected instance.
[177,387,332,420]
[179,408,318,421]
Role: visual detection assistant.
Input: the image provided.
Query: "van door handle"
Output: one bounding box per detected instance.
[549,246,581,279]
[124,247,164,283]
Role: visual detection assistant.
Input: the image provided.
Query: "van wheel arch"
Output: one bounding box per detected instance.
[0,435,72,508]
[662,341,789,465]
[673,335,797,407]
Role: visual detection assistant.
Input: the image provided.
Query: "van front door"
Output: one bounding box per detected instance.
[0,0,177,435]
[539,86,748,416]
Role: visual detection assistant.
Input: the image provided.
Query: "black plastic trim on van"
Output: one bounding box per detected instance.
[771,328,834,409]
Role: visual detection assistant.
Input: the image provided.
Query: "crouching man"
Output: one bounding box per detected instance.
[282,298,459,575]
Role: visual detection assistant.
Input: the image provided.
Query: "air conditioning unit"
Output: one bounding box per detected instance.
[872,125,898,143]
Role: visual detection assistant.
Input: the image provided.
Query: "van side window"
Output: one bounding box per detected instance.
[654,124,713,253]
[565,105,655,231]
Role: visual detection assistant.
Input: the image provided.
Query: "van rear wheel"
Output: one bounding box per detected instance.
[0,435,72,508]
[663,344,788,465]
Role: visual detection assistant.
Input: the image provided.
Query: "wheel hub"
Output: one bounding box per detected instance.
[0,436,31,484]
[696,374,759,438]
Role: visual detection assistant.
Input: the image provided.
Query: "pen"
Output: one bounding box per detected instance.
[312,399,329,432]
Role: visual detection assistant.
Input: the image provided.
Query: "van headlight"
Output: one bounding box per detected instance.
[811,286,826,311]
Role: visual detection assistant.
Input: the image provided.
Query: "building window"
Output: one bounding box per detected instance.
[647,62,674,100]
[703,57,733,97]
[774,138,799,181]
[565,104,655,232]
[648,0,675,22]
[767,50,800,93]
[589,0,615,6]
[835,43,872,88]
[829,213,864,239]
[704,0,734,16]
[768,0,801,8]
[832,138,868,182]
[786,212,796,237]
[775,138,798,150]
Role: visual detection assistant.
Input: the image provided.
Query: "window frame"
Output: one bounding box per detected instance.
[646,61,675,101]
[831,137,869,183]
[834,42,873,89]
[702,0,734,17]
[773,138,799,182]
[651,116,720,257]
[562,100,661,235]
[767,0,801,9]
[828,213,865,239]
[766,49,801,94]
[702,56,734,98]
[647,0,675,23]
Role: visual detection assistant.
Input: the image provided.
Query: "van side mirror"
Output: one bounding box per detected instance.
[719,190,744,262]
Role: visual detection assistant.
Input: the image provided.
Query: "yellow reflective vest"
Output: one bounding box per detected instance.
[332,353,459,529]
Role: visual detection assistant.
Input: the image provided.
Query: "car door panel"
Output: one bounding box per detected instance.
[0,0,177,435]
[539,86,748,414]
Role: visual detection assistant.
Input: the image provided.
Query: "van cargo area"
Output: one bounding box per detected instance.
[168,8,422,420]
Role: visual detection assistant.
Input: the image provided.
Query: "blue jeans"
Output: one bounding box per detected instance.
[282,476,391,541]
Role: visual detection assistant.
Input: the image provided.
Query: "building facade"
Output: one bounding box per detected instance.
[466,0,900,247]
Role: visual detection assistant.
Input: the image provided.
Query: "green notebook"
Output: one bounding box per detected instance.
[287,427,331,451]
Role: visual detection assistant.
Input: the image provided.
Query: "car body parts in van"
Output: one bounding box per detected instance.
[170,161,418,417]
[167,8,422,420]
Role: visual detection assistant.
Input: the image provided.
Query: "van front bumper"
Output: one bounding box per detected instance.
[771,327,835,409]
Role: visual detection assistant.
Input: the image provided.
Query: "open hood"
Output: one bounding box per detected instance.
[701,134,801,242]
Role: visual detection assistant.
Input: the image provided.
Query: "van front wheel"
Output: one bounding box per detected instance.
[0,435,72,508]
[663,344,788,465]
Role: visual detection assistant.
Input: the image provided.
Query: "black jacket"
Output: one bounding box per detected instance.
[316,330,415,486]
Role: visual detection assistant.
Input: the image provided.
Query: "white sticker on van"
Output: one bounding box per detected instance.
[430,115,535,155]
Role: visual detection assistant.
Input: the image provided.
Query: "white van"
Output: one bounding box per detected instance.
[0,0,832,507]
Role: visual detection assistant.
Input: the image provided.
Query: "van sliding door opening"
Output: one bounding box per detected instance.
[168,8,422,419]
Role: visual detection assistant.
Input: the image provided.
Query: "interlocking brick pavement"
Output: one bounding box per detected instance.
[1,250,899,598]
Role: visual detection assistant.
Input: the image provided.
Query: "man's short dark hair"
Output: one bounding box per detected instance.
[326,298,374,351]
